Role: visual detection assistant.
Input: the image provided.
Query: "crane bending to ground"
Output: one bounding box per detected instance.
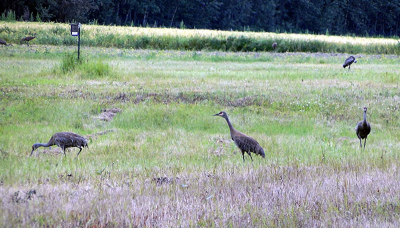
[214,111,265,161]
[343,56,357,70]
[0,38,12,46]
[31,132,88,156]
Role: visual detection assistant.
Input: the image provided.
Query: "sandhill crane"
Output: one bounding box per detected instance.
[0,38,12,46]
[214,111,265,161]
[355,107,371,149]
[272,42,277,50]
[343,56,357,69]
[31,132,88,156]
[21,33,36,46]
[0,38,6,46]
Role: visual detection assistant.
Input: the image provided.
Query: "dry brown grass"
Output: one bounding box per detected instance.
[1,162,400,227]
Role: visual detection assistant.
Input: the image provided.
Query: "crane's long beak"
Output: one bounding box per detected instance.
[30,149,34,156]
[213,113,219,116]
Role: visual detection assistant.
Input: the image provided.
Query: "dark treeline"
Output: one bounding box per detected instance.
[1,0,400,37]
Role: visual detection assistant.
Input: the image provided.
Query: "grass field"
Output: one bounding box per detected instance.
[1,39,400,226]
[1,21,400,54]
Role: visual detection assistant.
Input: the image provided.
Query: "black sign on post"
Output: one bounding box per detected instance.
[70,23,81,59]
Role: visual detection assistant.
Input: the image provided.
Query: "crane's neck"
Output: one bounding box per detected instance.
[223,116,236,138]
[35,142,53,148]
[363,111,367,124]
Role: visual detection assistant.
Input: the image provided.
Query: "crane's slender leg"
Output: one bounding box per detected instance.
[359,137,362,148]
[247,152,253,162]
[76,147,83,157]
[364,138,367,149]
[62,146,66,156]
[241,151,245,162]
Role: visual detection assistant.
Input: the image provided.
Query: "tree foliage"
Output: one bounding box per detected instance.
[1,0,400,37]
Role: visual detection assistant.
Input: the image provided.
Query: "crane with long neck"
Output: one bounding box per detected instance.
[355,107,371,149]
[31,132,88,156]
[214,111,265,161]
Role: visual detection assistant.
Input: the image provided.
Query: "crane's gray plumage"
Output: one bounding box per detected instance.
[272,42,277,50]
[21,33,36,46]
[214,111,265,161]
[0,38,6,46]
[355,107,371,149]
[343,56,357,69]
[31,132,88,156]
[0,38,11,46]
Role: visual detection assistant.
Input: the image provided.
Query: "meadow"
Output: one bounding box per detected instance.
[1,21,400,54]
[1,24,400,226]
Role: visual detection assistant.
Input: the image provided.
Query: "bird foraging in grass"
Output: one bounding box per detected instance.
[343,56,357,70]
[355,107,371,149]
[0,38,12,46]
[31,132,88,156]
[21,33,36,46]
[213,111,265,161]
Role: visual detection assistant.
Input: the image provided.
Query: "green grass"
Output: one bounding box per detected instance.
[55,52,111,78]
[1,42,400,226]
[1,21,400,54]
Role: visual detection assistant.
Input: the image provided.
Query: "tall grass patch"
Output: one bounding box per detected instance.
[55,52,111,79]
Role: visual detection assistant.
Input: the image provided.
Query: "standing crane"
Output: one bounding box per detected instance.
[355,107,371,149]
[21,33,36,46]
[31,132,88,156]
[272,42,277,50]
[343,56,357,70]
[214,111,265,161]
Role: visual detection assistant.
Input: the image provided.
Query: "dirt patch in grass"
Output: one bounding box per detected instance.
[11,189,37,204]
[96,108,122,122]
[110,91,266,107]
[86,129,115,140]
